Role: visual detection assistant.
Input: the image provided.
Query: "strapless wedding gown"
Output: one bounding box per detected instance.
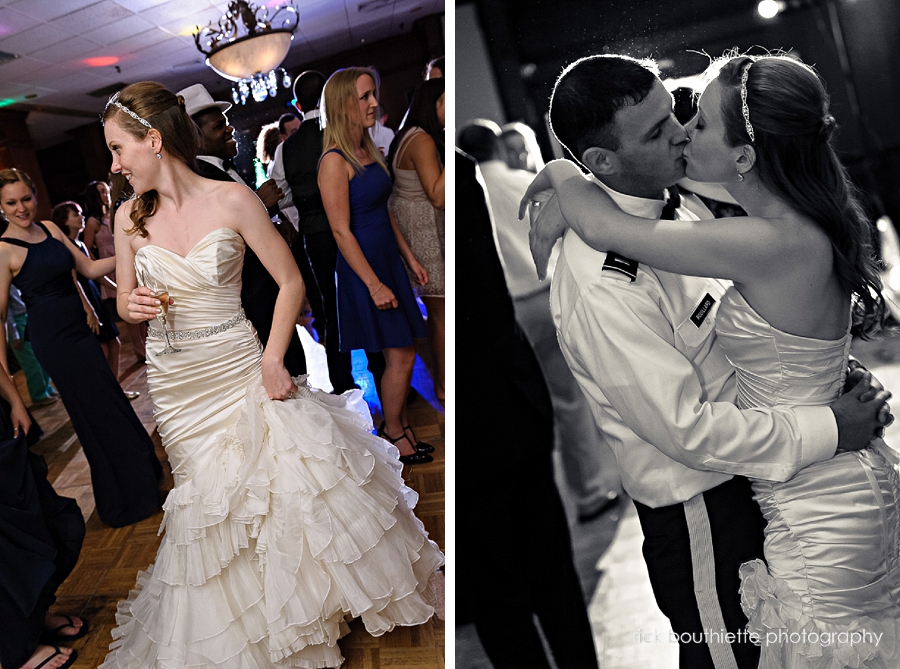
[99,228,443,668]
[716,287,900,668]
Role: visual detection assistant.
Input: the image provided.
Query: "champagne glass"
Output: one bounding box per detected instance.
[141,267,181,355]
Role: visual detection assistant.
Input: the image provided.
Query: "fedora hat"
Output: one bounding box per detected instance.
[177,83,232,118]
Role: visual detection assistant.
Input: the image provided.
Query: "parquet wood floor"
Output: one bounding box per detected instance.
[20,324,444,668]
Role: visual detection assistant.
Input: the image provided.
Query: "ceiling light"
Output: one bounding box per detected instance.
[757,0,786,19]
[83,56,120,67]
[193,0,298,105]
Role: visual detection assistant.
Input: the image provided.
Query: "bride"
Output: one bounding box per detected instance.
[97,82,442,668]
[524,53,900,668]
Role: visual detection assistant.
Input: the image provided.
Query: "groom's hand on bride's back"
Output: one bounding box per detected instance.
[832,371,893,452]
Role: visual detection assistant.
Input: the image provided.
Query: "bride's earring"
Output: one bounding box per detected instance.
[156,152,162,160]
[736,167,744,182]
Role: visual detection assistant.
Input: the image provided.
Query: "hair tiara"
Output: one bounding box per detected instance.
[104,91,152,128]
[740,60,755,143]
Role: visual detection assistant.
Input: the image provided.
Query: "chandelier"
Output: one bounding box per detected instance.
[193,0,298,105]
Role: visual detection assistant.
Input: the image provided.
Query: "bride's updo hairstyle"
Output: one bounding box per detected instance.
[712,53,886,337]
[320,67,388,175]
[100,81,198,238]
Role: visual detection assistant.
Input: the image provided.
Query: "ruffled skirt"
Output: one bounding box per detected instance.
[99,379,443,668]
[740,448,900,669]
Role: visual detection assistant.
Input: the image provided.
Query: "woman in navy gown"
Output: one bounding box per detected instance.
[318,67,433,465]
[0,169,161,528]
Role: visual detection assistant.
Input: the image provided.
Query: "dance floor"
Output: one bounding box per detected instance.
[22,322,446,668]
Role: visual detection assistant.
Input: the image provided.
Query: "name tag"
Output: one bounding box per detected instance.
[691,293,716,327]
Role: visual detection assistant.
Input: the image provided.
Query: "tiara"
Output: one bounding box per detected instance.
[740,61,755,143]
[104,92,152,128]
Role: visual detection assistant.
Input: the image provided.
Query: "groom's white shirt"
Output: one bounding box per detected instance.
[550,179,838,508]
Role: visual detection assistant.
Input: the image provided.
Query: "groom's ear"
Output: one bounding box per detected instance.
[581,146,616,176]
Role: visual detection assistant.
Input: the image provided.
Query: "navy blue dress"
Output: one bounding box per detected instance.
[1,223,161,528]
[326,150,427,352]
[74,239,119,344]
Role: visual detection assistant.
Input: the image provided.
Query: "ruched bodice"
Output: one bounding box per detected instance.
[102,229,442,668]
[716,287,900,669]
[135,227,245,331]
[716,287,851,411]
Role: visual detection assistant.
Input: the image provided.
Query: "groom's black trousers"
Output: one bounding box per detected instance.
[634,475,766,669]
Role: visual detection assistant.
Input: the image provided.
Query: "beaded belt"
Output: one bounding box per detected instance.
[147,310,247,341]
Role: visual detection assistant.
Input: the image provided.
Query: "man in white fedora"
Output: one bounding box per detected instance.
[177,82,307,377]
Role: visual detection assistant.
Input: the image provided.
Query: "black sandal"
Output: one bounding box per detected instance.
[33,646,78,669]
[45,614,89,642]
[402,425,435,453]
[377,423,433,464]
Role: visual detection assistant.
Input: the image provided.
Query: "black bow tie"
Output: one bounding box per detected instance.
[661,185,681,220]
[222,158,235,172]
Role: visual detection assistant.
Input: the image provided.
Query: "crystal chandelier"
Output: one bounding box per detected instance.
[193,0,298,105]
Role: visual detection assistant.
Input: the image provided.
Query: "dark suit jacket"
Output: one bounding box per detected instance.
[281,118,330,236]
[195,158,307,376]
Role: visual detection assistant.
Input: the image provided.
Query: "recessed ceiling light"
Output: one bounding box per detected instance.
[24,94,37,99]
[83,56,119,67]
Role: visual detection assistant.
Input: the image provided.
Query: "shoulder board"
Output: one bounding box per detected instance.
[602,252,639,282]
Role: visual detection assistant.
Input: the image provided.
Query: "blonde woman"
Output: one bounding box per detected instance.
[318,67,434,464]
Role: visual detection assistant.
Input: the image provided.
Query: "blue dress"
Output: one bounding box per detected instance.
[326,150,427,351]
[1,223,161,528]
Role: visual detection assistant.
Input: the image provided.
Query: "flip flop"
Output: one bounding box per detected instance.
[46,614,89,641]
[33,646,78,669]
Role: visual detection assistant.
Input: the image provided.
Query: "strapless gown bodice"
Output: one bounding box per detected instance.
[101,229,443,668]
[135,227,246,331]
[716,287,900,669]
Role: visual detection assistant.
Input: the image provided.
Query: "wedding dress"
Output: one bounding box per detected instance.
[99,228,443,668]
[716,287,900,668]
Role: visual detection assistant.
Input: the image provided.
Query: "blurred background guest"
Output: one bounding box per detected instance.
[457,148,599,669]
[425,56,444,80]
[81,179,147,364]
[388,78,446,401]
[458,119,623,522]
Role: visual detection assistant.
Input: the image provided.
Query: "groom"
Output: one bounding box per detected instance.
[534,54,884,669]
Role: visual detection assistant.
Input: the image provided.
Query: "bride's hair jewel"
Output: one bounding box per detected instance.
[104,91,152,128]
[740,61,755,143]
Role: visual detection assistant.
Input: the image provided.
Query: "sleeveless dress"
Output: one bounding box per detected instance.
[93,215,117,300]
[389,128,445,297]
[327,150,427,352]
[715,287,900,668]
[99,228,442,668]
[0,223,161,528]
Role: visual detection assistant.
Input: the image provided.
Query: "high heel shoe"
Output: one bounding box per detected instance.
[377,423,433,464]
[403,424,435,453]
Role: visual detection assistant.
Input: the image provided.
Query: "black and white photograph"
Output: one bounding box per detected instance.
[457,1,900,668]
